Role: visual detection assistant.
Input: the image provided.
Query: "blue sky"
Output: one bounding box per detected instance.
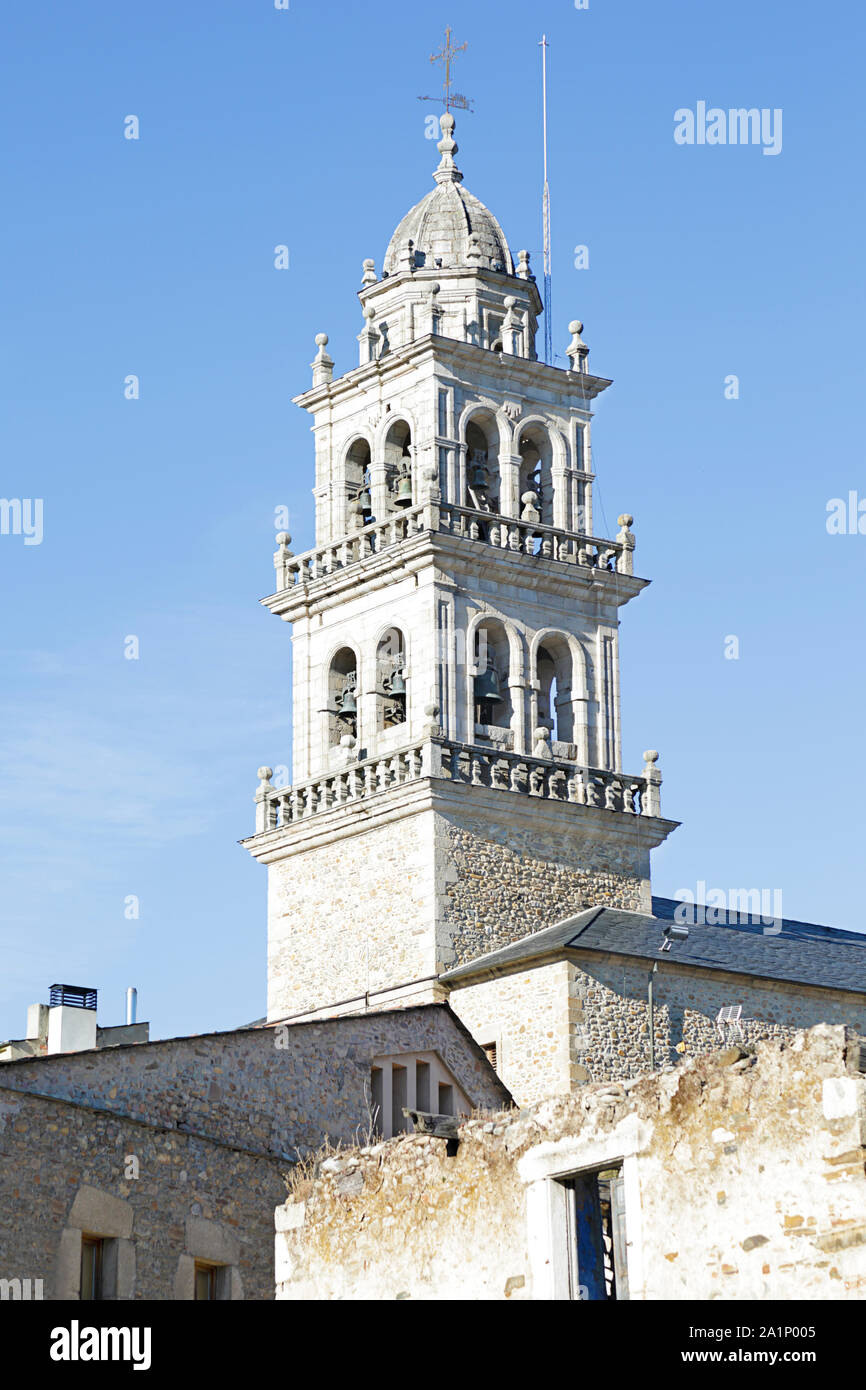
[1,0,864,1041]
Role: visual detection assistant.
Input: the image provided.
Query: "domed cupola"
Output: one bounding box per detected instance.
[383,114,514,277]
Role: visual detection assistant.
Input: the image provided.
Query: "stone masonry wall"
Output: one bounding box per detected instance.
[449,954,866,1107]
[267,813,434,1020]
[0,1086,283,1300]
[275,1026,866,1301]
[436,808,648,969]
[568,955,866,1087]
[0,1006,509,1163]
[450,962,573,1106]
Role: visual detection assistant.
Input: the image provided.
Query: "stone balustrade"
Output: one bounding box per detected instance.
[438,504,633,575]
[273,504,635,592]
[253,740,662,835]
[275,505,428,589]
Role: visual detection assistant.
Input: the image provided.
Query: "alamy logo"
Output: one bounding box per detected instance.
[674,882,783,933]
[50,1321,152,1372]
[0,497,43,545]
[674,102,782,156]
[0,1277,43,1299]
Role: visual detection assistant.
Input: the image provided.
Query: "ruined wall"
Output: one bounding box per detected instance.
[275,1026,866,1302]
[0,1006,509,1162]
[0,1087,283,1300]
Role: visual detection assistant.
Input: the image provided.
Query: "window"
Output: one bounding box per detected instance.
[437,1083,454,1117]
[194,1262,229,1301]
[483,1042,498,1073]
[561,1165,628,1301]
[80,1236,104,1301]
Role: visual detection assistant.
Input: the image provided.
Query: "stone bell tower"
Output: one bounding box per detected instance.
[243,114,678,1026]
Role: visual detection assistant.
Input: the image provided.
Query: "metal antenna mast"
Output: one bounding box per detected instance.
[419,27,474,113]
[540,35,553,365]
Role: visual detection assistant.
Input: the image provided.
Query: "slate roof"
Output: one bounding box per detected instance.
[441,901,866,996]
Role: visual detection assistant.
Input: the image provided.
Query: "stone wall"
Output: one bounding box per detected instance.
[435,799,650,968]
[275,1025,866,1301]
[567,955,866,1087]
[266,807,436,1021]
[0,1005,509,1162]
[449,952,866,1106]
[450,962,574,1105]
[0,1086,283,1300]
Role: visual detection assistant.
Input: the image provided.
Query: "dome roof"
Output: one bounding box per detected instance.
[383,114,514,278]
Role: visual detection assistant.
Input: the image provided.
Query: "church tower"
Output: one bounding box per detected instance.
[244,115,678,1030]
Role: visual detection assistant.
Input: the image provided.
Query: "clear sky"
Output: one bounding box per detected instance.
[1,0,864,1042]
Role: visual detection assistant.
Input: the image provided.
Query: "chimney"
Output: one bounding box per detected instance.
[126,987,138,1026]
[46,984,98,1055]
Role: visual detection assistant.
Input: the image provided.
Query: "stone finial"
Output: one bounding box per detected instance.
[521,491,540,524]
[566,320,589,373]
[254,767,274,832]
[642,750,661,817]
[311,333,333,386]
[433,112,463,185]
[423,700,441,736]
[361,258,378,287]
[616,513,635,575]
[517,249,533,280]
[357,305,380,365]
[502,296,523,356]
[466,232,482,263]
[399,238,416,274]
[532,726,553,760]
[274,532,294,588]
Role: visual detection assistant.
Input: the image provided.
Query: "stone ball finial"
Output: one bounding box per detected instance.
[534,726,550,742]
[275,532,292,547]
[521,491,539,506]
[643,750,659,764]
[424,702,440,719]
[569,320,583,335]
[617,514,634,528]
[257,767,273,783]
[363,304,376,321]
[430,281,441,296]
[315,332,329,347]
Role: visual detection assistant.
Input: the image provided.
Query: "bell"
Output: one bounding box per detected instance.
[357,487,371,512]
[468,460,488,489]
[393,473,413,507]
[474,667,503,703]
[389,667,406,696]
[338,687,357,716]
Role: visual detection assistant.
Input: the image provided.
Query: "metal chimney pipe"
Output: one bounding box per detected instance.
[126,987,138,1026]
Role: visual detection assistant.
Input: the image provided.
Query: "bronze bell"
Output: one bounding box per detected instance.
[468,460,488,489]
[389,667,406,696]
[474,666,503,703]
[357,487,371,512]
[338,686,357,716]
[394,473,413,507]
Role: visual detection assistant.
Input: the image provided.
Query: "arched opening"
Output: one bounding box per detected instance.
[383,420,413,511]
[518,424,553,526]
[464,413,500,512]
[473,620,513,736]
[536,638,575,747]
[344,438,373,529]
[376,628,407,730]
[326,647,358,748]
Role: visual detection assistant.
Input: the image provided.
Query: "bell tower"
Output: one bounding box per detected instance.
[244,115,678,1026]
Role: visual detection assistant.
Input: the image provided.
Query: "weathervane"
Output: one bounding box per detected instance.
[418,26,474,113]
